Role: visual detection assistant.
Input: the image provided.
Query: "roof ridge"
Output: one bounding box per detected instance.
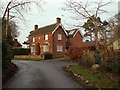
[66,28,79,31]
[30,23,60,36]
[38,23,58,30]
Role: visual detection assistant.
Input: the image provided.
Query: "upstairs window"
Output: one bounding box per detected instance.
[33,37,35,42]
[45,34,48,40]
[57,45,63,52]
[58,34,62,40]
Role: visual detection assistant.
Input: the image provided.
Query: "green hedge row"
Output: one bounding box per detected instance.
[12,48,30,55]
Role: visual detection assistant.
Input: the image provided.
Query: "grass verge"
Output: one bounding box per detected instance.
[66,65,119,88]
[62,57,77,62]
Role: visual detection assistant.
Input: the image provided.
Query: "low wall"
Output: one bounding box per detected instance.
[14,55,41,59]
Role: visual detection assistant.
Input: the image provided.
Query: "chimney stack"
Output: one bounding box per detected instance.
[56,17,61,23]
[34,25,38,30]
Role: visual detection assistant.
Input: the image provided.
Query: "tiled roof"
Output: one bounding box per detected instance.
[66,28,83,37]
[13,39,22,47]
[23,40,29,44]
[29,23,59,36]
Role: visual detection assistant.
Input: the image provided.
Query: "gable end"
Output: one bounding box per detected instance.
[52,24,68,36]
[73,30,83,37]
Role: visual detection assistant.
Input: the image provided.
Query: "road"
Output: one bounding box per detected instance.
[3,58,83,88]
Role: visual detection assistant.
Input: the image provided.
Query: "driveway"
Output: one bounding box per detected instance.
[3,58,83,88]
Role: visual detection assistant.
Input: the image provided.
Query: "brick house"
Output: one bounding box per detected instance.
[66,29,83,48]
[28,17,87,57]
[29,18,68,57]
[13,39,22,47]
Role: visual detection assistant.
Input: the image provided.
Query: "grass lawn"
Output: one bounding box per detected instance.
[66,65,118,88]
[12,58,42,61]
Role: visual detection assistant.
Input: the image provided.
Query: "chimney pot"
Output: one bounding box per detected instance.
[34,25,38,30]
[56,17,61,23]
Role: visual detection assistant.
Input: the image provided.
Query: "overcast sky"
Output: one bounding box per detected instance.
[1,0,119,47]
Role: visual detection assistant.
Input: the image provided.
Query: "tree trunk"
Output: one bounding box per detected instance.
[94,33,99,50]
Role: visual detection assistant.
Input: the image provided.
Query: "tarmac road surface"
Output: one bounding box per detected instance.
[3,58,83,88]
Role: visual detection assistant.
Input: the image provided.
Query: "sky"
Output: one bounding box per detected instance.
[1,0,119,47]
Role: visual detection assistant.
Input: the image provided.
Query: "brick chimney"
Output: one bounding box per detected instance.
[34,25,38,30]
[56,17,61,23]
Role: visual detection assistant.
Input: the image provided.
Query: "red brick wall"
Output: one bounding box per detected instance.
[29,33,54,55]
[29,26,67,57]
[53,26,67,57]
[68,32,83,47]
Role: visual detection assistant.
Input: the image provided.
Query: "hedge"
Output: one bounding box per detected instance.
[41,52,53,60]
[66,46,94,60]
[12,48,30,55]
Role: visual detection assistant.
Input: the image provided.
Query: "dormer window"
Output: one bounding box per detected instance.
[58,34,62,40]
[33,37,35,42]
[45,34,48,40]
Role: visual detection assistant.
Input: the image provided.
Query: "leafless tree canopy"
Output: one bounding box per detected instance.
[1,0,44,39]
[2,0,44,21]
[64,0,112,50]
[64,0,111,20]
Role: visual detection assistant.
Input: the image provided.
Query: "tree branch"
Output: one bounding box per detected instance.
[2,1,12,19]
[9,1,31,10]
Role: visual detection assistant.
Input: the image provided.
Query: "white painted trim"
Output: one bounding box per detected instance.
[52,23,68,36]
[32,44,35,46]
[73,29,82,37]
[44,42,50,46]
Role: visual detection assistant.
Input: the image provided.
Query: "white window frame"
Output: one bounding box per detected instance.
[43,45,49,52]
[33,37,35,42]
[58,34,62,40]
[31,44,35,52]
[45,34,48,40]
[57,45,63,52]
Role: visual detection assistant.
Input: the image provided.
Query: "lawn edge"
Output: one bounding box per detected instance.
[63,66,96,88]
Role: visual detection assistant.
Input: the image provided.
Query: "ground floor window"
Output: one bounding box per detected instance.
[31,45,36,52]
[31,44,36,55]
[57,45,63,52]
[31,44,36,52]
[43,45,49,52]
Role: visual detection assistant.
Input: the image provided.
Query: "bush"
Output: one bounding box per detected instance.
[66,46,94,60]
[41,52,53,60]
[100,59,120,74]
[80,50,95,67]
[99,49,120,75]
[12,48,30,55]
[2,39,13,69]
[66,47,83,60]
[94,50,101,64]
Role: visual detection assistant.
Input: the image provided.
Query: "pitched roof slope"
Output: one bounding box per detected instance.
[67,29,78,36]
[66,28,83,37]
[30,23,59,36]
[13,39,22,47]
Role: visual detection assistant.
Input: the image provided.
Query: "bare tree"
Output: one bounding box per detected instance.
[64,0,111,50]
[2,0,44,39]
[1,0,44,67]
